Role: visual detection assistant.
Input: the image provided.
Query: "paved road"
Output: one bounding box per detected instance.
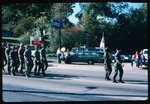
[2,62,148,102]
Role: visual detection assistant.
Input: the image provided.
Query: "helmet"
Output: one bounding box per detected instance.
[35,45,39,49]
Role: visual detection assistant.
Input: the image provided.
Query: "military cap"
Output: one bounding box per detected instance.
[26,45,30,49]
[35,45,39,49]
[116,47,121,50]
[41,44,45,47]
[15,46,18,49]
[7,43,10,47]
[12,46,15,50]
[105,47,109,52]
[20,43,24,47]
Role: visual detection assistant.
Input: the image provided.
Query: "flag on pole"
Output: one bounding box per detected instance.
[100,33,105,50]
[100,32,106,64]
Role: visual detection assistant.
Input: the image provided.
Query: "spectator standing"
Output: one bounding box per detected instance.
[56,48,61,64]
[134,51,140,68]
[140,52,145,67]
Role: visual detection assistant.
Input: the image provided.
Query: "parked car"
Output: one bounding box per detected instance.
[120,55,131,62]
[61,51,104,65]
[142,49,148,66]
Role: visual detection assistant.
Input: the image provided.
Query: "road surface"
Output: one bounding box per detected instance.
[2,62,148,102]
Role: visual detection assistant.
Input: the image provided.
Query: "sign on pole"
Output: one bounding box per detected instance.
[51,20,63,29]
[30,36,42,46]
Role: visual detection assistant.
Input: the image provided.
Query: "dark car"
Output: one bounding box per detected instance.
[120,55,131,62]
[61,51,104,65]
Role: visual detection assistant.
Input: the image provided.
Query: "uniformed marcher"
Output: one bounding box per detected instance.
[24,45,33,78]
[40,44,48,75]
[113,47,125,83]
[18,43,25,74]
[5,43,11,74]
[34,45,41,76]
[104,47,112,80]
[9,46,17,76]
[15,46,19,72]
[2,43,6,71]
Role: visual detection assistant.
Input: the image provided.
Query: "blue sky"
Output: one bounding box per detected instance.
[68,2,144,25]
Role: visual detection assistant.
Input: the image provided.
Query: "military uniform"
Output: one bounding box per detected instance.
[40,45,48,75]
[15,46,19,72]
[113,48,124,83]
[5,44,11,74]
[34,46,41,76]
[9,46,17,76]
[104,48,112,80]
[2,43,6,71]
[18,43,25,74]
[24,46,33,77]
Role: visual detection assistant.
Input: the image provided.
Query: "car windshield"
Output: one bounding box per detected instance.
[144,51,148,54]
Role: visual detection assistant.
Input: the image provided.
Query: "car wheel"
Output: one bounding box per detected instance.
[88,60,94,65]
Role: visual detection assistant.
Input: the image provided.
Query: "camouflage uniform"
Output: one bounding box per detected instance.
[34,45,41,76]
[5,44,11,74]
[9,46,17,76]
[104,48,112,80]
[18,43,25,74]
[113,47,124,83]
[15,46,19,72]
[24,45,33,78]
[2,43,6,71]
[40,45,48,75]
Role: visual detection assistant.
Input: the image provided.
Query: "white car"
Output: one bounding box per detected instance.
[142,49,148,66]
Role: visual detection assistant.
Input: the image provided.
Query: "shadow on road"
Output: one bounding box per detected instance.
[3,89,147,98]
[124,80,148,85]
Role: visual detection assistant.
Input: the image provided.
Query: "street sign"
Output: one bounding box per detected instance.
[51,20,63,29]
[30,36,42,46]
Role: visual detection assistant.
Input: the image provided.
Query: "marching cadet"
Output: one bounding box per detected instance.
[2,43,6,71]
[104,47,112,80]
[9,46,17,76]
[113,47,125,83]
[34,45,41,76]
[24,45,33,78]
[18,43,25,74]
[5,43,11,74]
[40,44,48,76]
[15,46,19,72]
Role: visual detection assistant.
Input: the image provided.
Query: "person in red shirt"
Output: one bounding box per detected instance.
[134,51,140,68]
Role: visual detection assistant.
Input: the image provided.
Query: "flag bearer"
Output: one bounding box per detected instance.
[104,47,112,80]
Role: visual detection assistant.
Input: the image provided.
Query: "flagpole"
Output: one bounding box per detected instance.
[103,32,105,55]
[103,32,106,65]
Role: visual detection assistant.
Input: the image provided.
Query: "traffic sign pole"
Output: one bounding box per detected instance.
[58,29,61,49]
